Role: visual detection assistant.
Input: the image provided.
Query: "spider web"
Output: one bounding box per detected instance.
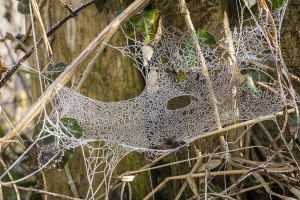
[1,0,298,199]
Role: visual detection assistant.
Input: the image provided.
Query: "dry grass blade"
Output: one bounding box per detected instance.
[29,0,53,58]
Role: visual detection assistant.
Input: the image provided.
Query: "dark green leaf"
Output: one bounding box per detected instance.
[180,30,216,70]
[126,9,160,44]
[115,9,124,16]
[33,118,82,147]
[195,30,217,46]
[48,62,68,77]
[242,69,269,82]
[271,0,286,8]
[243,175,262,193]
[177,71,185,82]
[60,118,83,139]
[57,149,74,169]
[33,121,57,147]
[17,0,30,14]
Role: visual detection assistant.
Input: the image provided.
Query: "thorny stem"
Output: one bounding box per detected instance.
[0,0,97,88]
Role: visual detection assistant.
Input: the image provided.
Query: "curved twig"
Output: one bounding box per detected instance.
[0,0,97,88]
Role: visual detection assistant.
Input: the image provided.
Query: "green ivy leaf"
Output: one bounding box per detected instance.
[242,69,269,82]
[33,121,57,147]
[177,71,185,82]
[271,0,286,8]
[126,9,160,44]
[33,118,83,147]
[17,0,30,15]
[180,30,216,71]
[48,62,68,77]
[59,118,83,139]
[57,149,74,169]
[243,175,262,193]
[195,30,217,46]
[115,9,124,16]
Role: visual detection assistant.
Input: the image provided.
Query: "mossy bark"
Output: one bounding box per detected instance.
[281,1,300,93]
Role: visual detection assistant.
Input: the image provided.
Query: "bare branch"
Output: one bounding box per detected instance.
[0,0,97,88]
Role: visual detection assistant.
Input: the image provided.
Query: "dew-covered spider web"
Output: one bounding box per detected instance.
[1,0,299,199]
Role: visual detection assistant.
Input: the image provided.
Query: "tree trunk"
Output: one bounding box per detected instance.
[281,0,300,92]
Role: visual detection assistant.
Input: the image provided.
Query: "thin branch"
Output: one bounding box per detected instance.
[143,168,300,200]
[3,185,83,200]
[29,0,53,58]
[257,121,284,162]
[123,145,284,175]
[64,163,80,198]
[230,181,274,196]
[178,0,222,129]
[13,0,48,51]
[0,0,97,88]
[75,45,106,91]
[185,108,295,144]
[250,130,268,159]
[189,193,236,200]
[248,60,300,84]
